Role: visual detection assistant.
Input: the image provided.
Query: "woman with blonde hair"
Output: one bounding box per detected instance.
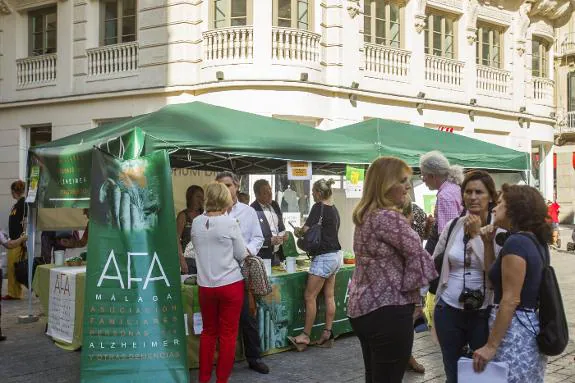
[348,157,437,382]
[191,182,246,383]
[289,178,342,351]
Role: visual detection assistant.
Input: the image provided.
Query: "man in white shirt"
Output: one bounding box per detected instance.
[215,172,269,374]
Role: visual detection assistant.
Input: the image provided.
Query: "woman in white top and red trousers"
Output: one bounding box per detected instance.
[191,182,247,383]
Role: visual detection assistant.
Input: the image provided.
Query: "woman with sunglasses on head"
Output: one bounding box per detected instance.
[473,185,549,382]
[433,170,501,383]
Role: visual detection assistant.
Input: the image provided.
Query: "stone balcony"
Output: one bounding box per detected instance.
[16,54,57,89]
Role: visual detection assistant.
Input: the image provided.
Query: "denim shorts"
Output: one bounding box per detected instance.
[308,251,341,279]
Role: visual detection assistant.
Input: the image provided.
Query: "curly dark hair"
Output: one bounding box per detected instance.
[501,184,552,244]
[461,170,498,207]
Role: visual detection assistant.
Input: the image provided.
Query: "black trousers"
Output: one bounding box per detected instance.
[350,304,414,383]
[240,292,261,363]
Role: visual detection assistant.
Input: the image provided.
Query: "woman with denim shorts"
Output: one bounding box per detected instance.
[288,178,342,351]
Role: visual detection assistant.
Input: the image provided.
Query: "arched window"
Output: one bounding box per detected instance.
[210,0,252,28]
[273,0,312,30]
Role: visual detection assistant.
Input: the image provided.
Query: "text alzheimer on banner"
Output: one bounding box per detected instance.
[47,266,85,343]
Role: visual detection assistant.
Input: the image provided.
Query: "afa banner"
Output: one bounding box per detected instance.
[80,149,188,383]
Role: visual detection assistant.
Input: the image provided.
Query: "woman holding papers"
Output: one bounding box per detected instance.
[473,184,548,383]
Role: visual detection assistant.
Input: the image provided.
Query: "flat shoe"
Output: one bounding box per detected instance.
[287,336,308,352]
[407,359,425,374]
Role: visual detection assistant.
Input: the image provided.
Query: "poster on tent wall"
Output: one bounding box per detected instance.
[80,149,188,383]
[46,266,84,343]
[344,165,365,198]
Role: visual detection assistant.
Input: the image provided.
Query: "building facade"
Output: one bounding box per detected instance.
[554,9,575,224]
[0,0,570,219]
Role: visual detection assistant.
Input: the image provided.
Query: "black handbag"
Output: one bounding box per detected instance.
[297,204,324,254]
[14,247,46,288]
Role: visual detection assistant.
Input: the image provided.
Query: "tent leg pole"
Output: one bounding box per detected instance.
[19,204,38,324]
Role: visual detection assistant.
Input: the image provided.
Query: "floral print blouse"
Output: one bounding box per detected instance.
[347,209,437,319]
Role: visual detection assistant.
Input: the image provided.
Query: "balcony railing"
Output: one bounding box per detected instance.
[425,55,464,89]
[558,33,575,56]
[87,42,139,77]
[476,65,511,97]
[203,26,254,65]
[271,27,320,66]
[16,54,57,88]
[364,44,410,81]
[563,111,575,133]
[533,77,554,106]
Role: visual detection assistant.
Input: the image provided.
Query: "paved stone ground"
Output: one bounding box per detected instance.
[1,246,575,383]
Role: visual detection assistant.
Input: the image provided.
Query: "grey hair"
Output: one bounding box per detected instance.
[215,171,240,186]
[253,179,270,195]
[313,178,336,200]
[419,151,464,185]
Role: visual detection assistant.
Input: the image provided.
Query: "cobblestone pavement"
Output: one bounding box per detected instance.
[1,248,574,383]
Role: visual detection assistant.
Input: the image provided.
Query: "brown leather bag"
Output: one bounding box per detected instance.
[241,255,272,297]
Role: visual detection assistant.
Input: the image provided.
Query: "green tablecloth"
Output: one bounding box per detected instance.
[33,264,355,367]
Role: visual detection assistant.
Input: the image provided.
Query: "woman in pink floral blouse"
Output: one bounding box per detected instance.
[348,157,437,382]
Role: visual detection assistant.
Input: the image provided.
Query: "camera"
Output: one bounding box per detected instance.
[458,288,485,311]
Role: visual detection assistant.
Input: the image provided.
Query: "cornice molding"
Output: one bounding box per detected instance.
[529,0,575,21]
[0,0,11,15]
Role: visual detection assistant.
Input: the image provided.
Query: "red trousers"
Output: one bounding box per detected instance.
[198,280,245,383]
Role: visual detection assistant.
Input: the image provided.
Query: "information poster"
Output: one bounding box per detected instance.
[80,149,188,383]
[47,266,84,343]
[25,165,40,203]
[287,161,312,180]
[344,165,365,198]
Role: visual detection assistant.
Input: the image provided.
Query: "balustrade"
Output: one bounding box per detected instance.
[87,42,138,77]
[364,44,410,81]
[16,54,57,88]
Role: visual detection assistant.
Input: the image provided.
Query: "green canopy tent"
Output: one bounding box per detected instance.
[329,118,530,171]
[28,102,375,209]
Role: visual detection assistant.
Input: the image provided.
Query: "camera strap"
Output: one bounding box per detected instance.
[462,234,486,299]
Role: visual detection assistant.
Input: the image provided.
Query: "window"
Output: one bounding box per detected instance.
[29,125,52,148]
[212,0,251,28]
[363,0,402,48]
[101,0,137,45]
[424,10,456,59]
[567,72,575,112]
[532,37,549,78]
[476,23,503,68]
[273,0,311,30]
[29,7,57,56]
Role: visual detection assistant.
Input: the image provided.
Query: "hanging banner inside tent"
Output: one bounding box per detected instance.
[80,148,188,383]
[344,165,365,198]
[31,128,145,209]
[287,161,312,180]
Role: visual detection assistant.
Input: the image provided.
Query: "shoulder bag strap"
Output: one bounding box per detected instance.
[318,203,324,226]
[518,232,549,266]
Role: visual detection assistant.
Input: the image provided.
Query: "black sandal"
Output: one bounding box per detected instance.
[287,331,310,352]
[315,329,334,348]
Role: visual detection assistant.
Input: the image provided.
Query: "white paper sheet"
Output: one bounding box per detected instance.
[457,357,509,383]
[193,312,203,335]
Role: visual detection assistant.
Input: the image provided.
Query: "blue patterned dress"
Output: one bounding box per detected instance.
[489,306,547,383]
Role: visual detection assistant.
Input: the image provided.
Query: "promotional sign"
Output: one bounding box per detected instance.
[80,148,188,383]
[47,266,84,343]
[31,129,145,208]
[257,267,353,352]
[423,194,437,215]
[25,165,40,203]
[344,165,365,198]
[287,161,312,180]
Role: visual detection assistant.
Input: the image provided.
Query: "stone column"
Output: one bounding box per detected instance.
[252,1,272,72]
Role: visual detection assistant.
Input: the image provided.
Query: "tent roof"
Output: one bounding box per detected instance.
[32,102,373,174]
[329,118,529,171]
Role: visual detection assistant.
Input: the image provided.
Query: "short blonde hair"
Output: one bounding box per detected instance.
[352,156,412,226]
[313,178,336,201]
[204,182,232,212]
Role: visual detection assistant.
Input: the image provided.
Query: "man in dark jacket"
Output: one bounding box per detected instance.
[251,179,288,266]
